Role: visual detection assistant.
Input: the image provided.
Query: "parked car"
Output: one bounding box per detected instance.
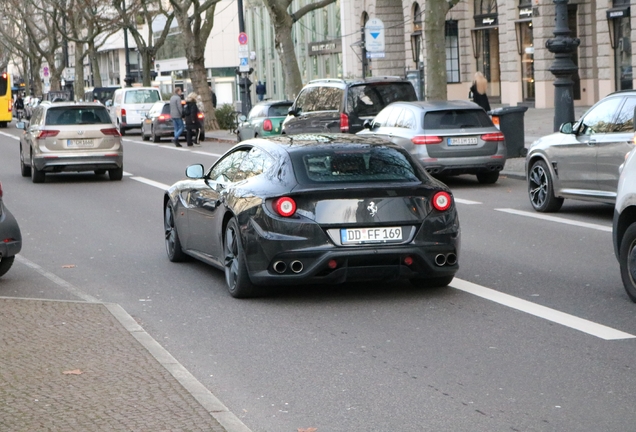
[107,87,162,135]
[0,181,22,278]
[281,77,418,135]
[358,100,506,184]
[526,90,636,212]
[141,101,205,143]
[164,134,459,298]
[613,148,636,302]
[24,97,40,120]
[17,102,124,183]
[236,100,292,141]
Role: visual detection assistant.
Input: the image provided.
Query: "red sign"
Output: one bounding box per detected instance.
[238,32,248,45]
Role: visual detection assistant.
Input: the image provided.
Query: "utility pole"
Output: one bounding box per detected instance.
[122,0,133,87]
[236,0,252,116]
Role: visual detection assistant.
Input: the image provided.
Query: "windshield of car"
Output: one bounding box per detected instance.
[268,104,292,117]
[292,147,421,184]
[92,88,118,104]
[45,107,113,125]
[347,83,418,118]
[124,89,161,104]
[424,109,493,129]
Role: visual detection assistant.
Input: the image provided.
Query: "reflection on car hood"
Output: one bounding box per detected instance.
[530,131,563,149]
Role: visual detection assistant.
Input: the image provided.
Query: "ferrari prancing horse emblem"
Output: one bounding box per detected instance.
[367,201,378,217]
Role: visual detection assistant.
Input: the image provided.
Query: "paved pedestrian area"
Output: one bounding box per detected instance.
[0,298,247,432]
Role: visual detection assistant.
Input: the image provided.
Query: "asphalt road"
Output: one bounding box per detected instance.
[1,126,635,432]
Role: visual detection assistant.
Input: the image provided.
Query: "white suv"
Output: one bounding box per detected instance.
[107,87,162,135]
[613,148,636,302]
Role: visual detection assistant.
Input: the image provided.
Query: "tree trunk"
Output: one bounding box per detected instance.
[74,43,85,101]
[265,1,303,99]
[88,43,102,87]
[424,1,449,101]
[141,50,153,87]
[31,57,42,97]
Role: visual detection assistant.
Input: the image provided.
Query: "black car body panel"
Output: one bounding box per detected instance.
[164,134,460,293]
[0,189,22,262]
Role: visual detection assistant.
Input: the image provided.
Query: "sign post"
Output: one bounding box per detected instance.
[237,32,252,115]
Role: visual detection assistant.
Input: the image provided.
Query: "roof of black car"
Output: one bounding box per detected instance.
[307,77,409,87]
[253,133,397,152]
[389,100,483,111]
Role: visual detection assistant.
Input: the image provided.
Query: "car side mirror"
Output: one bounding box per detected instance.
[363,119,373,130]
[105,100,112,107]
[185,164,205,179]
[559,122,574,134]
[288,106,299,117]
[238,114,247,122]
[15,121,26,130]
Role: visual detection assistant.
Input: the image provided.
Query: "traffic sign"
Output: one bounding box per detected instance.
[43,66,49,77]
[238,32,248,45]
[364,18,385,55]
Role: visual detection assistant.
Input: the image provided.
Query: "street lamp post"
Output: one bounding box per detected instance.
[545,0,580,132]
[236,0,252,116]
[122,0,133,87]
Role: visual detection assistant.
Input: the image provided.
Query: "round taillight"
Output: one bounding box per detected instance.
[432,191,452,211]
[263,119,273,131]
[275,197,296,217]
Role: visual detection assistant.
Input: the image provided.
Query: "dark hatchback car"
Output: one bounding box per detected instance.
[164,134,460,298]
[0,181,22,278]
[141,101,205,142]
[282,77,418,135]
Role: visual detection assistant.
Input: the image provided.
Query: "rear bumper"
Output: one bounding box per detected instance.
[0,206,22,257]
[419,155,505,176]
[33,154,123,172]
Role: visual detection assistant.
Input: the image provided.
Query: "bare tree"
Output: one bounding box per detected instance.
[168,0,220,130]
[113,0,175,87]
[424,0,461,101]
[262,0,336,99]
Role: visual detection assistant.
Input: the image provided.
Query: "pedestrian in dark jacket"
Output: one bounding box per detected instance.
[469,71,491,112]
[184,92,200,146]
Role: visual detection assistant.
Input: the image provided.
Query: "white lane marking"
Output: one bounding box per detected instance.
[455,198,482,205]
[130,176,170,190]
[0,131,19,140]
[123,171,133,176]
[496,208,612,232]
[452,278,635,340]
[15,255,100,303]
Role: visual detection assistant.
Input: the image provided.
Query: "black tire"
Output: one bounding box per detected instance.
[108,167,123,181]
[151,126,160,143]
[0,256,15,277]
[224,218,257,298]
[20,147,30,177]
[619,223,636,303]
[410,275,454,289]
[476,171,499,184]
[164,203,187,262]
[142,127,150,141]
[30,153,45,183]
[527,159,563,212]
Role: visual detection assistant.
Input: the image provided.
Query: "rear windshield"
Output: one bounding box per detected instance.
[268,104,292,117]
[124,89,161,104]
[424,109,494,129]
[347,83,417,118]
[45,107,113,125]
[92,88,117,103]
[292,147,421,184]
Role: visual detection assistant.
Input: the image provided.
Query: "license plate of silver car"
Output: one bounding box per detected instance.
[340,227,402,245]
[448,137,478,146]
[66,139,95,148]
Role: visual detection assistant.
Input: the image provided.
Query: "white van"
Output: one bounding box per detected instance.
[108,87,162,135]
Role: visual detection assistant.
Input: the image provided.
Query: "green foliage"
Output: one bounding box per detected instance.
[215,103,237,130]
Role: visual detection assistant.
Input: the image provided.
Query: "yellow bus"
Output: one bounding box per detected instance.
[0,72,12,128]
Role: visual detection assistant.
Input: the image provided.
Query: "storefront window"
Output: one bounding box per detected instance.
[446,21,459,83]
[518,1,534,102]
[473,0,500,100]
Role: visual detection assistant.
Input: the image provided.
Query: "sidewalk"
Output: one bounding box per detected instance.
[0,297,250,432]
[204,106,590,180]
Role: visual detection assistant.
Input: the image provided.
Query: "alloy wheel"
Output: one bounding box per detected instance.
[528,164,548,208]
[224,225,239,290]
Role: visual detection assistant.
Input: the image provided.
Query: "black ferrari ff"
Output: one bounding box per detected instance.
[163,134,460,298]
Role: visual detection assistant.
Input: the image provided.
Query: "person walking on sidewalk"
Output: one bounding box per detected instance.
[469,71,491,112]
[184,92,201,147]
[170,87,184,147]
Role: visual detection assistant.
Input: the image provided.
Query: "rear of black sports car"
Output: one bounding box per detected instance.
[240,141,460,287]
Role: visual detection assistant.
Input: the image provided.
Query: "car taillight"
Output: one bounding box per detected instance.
[8,100,12,112]
[197,112,204,119]
[121,108,127,116]
[412,135,443,145]
[263,119,273,131]
[340,113,349,132]
[158,114,170,121]
[37,130,60,139]
[432,191,452,211]
[101,128,121,136]
[275,197,296,217]
[0,181,3,199]
[481,131,505,141]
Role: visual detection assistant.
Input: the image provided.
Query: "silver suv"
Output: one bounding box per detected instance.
[18,102,124,183]
[613,149,636,302]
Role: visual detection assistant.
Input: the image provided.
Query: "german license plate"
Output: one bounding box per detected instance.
[340,227,402,244]
[448,137,478,146]
[66,139,95,148]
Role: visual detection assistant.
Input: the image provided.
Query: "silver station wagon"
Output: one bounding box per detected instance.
[357,100,506,184]
[526,90,636,212]
[18,102,124,183]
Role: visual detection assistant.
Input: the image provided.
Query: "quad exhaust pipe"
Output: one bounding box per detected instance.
[435,253,457,267]
[290,260,303,274]
[273,261,287,274]
[273,260,304,274]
